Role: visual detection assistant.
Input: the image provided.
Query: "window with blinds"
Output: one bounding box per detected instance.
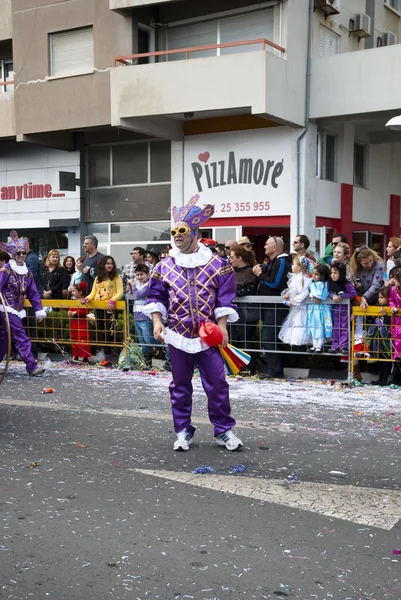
[318,26,340,57]
[50,26,94,77]
[166,8,274,61]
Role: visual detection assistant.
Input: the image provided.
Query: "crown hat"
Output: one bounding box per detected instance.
[172,194,215,230]
[0,230,29,257]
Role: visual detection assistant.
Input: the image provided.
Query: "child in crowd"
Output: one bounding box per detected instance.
[83,255,123,347]
[328,262,357,354]
[389,267,401,362]
[305,263,332,353]
[132,264,157,368]
[68,281,92,362]
[367,286,392,386]
[279,255,311,346]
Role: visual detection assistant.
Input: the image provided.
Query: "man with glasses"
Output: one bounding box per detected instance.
[145,194,243,452]
[224,240,237,258]
[252,236,292,380]
[293,234,316,273]
[0,230,46,376]
[318,233,348,266]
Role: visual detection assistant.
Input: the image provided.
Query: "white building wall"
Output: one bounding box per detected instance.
[0,144,80,230]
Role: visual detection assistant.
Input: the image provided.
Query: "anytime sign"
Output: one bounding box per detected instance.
[183,128,295,218]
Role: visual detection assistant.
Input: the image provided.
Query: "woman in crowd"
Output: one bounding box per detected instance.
[332,242,351,267]
[146,248,159,270]
[83,255,123,347]
[40,249,71,300]
[229,245,258,374]
[63,256,76,277]
[348,246,384,309]
[386,237,401,277]
[68,256,85,293]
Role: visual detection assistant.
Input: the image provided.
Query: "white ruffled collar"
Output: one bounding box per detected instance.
[169,242,212,268]
[10,259,28,275]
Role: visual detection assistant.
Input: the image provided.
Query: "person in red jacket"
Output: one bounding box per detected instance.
[68,282,92,362]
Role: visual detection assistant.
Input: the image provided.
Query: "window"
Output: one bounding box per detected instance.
[354,143,367,187]
[50,26,94,77]
[316,132,336,181]
[385,0,400,13]
[87,141,171,188]
[0,59,14,92]
[318,26,340,57]
[166,8,274,60]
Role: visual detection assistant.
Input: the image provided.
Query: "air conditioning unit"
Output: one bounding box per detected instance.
[383,31,398,46]
[353,13,372,38]
[315,0,341,16]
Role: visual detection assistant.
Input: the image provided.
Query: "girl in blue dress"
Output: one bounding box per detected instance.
[305,263,332,353]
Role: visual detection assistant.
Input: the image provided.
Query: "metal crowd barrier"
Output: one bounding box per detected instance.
[350,306,399,382]
[24,299,130,364]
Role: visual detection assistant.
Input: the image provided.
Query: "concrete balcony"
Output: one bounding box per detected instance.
[0,0,12,41]
[110,0,175,9]
[0,87,15,138]
[310,44,401,121]
[111,40,304,139]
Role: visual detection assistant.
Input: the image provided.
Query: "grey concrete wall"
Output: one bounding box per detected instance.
[0,0,12,41]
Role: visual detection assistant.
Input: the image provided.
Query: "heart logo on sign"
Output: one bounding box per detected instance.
[198,152,210,163]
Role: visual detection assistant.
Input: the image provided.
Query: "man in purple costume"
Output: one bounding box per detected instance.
[144,194,243,452]
[0,231,46,376]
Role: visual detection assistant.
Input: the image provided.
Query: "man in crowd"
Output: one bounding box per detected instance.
[121,247,147,294]
[293,234,316,272]
[253,236,291,380]
[319,233,348,265]
[81,236,103,292]
[224,239,237,258]
[238,236,253,251]
[145,194,242,452]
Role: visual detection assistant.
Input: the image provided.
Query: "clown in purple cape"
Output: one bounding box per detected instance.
[0,231,46,376]
[144,194,243,451]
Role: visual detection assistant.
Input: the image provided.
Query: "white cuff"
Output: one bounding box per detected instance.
[164,328,210,354]
[214,307,239,323]
[36,310,46,319]
[143,301,168,320]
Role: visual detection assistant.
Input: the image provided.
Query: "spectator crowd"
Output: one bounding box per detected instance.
[1,230,401,385]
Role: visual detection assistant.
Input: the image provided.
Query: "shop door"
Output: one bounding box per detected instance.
[352,230,369,250]
[372,233,386,258]
[242,227,290,264]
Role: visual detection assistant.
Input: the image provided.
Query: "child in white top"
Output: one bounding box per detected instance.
[279,256,311,346]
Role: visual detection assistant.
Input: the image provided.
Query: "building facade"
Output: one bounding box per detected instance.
[1,0,401,262]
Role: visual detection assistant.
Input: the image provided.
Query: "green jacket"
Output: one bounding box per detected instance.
[318,242,333,265]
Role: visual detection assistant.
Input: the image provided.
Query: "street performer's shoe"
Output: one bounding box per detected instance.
[29,366,46,377]
[215,429,243,451]
[173,429,193,451]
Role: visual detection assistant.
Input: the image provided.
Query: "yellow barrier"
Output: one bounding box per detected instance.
[24,299,130,363]
[351,306,394,380]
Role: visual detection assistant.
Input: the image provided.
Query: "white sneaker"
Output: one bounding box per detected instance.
[173,429,193,451]
[214,429,243,451]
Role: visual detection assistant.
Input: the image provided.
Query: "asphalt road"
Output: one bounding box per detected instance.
[0,361,400,600]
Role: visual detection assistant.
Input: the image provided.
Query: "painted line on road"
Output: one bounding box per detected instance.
[135,468,401,531]
[0,398,283,431]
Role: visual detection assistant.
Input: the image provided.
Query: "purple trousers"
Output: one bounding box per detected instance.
[0,313,38,374]
[168,345,236,437]
[331,304,349,350]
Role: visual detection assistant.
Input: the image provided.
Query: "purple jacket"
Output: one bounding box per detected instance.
[0,262,44,318]
[146,254,237,339]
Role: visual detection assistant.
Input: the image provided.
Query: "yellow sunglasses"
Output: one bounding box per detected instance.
[170,225,191,237]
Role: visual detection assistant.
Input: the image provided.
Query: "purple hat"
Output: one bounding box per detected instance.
[0,230,28,257]
[172,194,215,230]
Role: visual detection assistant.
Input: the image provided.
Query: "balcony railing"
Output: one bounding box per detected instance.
[0,80,14,91]
[114,38,285,67]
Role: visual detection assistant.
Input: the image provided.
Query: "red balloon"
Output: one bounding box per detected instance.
[199,321,223,346]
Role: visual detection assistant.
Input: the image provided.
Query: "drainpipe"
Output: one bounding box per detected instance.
[296,0,313,234]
